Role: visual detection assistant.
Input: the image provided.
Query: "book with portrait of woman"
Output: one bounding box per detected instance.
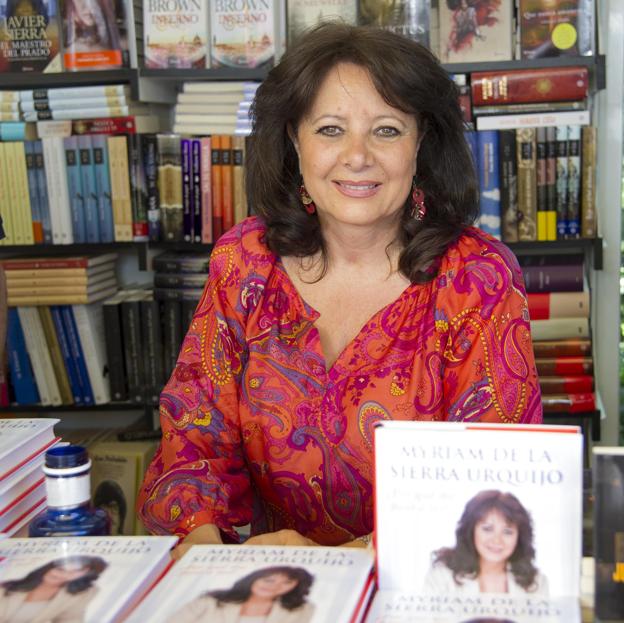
[0,535,177,623]
[369,421,584,622]
[125,544,375,623]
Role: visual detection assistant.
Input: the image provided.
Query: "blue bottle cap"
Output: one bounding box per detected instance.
[45,445,89,469]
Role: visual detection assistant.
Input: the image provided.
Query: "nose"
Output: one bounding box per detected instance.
[340,132,373,170]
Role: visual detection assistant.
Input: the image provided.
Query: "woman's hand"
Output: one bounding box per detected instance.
[171,523,223,561]
[245,529,317,547]
[342,533,374,549]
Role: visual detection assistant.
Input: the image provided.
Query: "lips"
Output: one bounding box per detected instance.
[333,180,381,198]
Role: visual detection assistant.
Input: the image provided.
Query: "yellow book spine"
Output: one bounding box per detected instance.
[13,142,35,245]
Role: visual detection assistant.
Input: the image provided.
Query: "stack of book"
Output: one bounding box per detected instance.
[172,81,258,136]
[0,419,59,537]
[2,254,118,306]
[520,255,596,416]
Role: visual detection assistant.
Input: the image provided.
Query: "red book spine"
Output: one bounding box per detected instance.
[1,258,90,269]
[536,357,593,376]
[71,117,137,135]
[541,392,595,413]
[539,375,594,394]
[471,67,589,106]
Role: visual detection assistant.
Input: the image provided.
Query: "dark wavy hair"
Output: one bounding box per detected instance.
[433,490,539,591]
[247,22,478,283]
[2,556,107,595]
[206,566,313,610]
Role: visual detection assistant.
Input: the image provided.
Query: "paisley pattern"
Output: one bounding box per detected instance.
[138,217,542,545]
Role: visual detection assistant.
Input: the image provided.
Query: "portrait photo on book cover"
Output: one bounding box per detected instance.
[422,490,550,597]
[169,565,315,623]
[0,554,107,623]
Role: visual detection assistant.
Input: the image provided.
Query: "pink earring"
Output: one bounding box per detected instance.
[411,185,426,221]
[299,184,316,214]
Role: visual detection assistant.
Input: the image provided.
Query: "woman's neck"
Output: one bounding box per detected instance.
[24,584,62,602]
[239,595,276,616]
[477,560,509,593]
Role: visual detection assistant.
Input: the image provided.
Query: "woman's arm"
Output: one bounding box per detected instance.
[137,240,253,542]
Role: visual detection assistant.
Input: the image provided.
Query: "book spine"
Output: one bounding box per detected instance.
[140,297,165,405]
[539,376,594,394]
[498,130,517,243]
[50,305,83,404]
[535,357,593,376]
[23,107,131,122]
[6,309,39,405]
[516,127,537,242]
[91,135,115,244]
[532,339,592,359]
[471,67,589,105]
[232,135,247,225]
[157,134,183,242]
[191,138,203,243]
[37,306,73,405]
[129,134,148,242]
[567,125,581,238]
[152,256,210,273]
[121,297,145,404]
[107,135,133,242]
[541,392,595,413]
[60,305,94,405]
[545,126,558,241]
[221,134,234,233]
[4,143,25,245]
[527,291,590,320]
[42,136,73,244]
[24,141,43,244]
[24,85,128,100]
[154,287,204,301]
[32,141,53,244]
[12,142,34,245]
[535,127,548,242]
[522,263,584,293]
[154,273,207,288]
[181,138,193,243]
[141,134,161,243]
[0,145,13,245]
[475,110,591,132]
[77,135,101,243]
[581,126,597,238]
[211,135,223,240]
[530,317,590,341]
[21,96,128,112]
[200,137,213,244]
[102,297,128,402]
[555,125,569,240]
[162,300,182,379]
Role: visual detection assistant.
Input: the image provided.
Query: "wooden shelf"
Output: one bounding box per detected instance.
[506,237,603,269]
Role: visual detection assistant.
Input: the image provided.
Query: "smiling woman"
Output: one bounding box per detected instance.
[138,22,543,555]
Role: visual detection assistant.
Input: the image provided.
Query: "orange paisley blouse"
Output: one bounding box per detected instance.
[138,217,542,545]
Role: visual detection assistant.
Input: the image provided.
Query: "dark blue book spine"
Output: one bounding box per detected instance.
[50,305,83,405]
[181,138,192,243]
[60,305,94,405]
[6,309,40,405]
[77,135,100,243]
[142,134,161,243]
[63,136,86,243]
[33,140,53,244]
[476,130,501,239]
[91,134,115,244]
[191,138,202,243]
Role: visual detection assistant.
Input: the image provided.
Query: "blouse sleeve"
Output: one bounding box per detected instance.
[436,233,542,424]
[137,239,252,540]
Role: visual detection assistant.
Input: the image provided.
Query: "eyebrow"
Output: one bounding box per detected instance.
[308,114,410,125]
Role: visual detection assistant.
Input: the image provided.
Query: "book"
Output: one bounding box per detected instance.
[128,134,148,242]
[536,126,548,241]
[154,273,207,289]
[107,135,133,242]
[519,0,595,59]
[90,441,159,536]
[0,536,177,623]
[358,0,431,47]
[538,375,593,395]
[532,338,592,359]
[20,95,130,112]
[471,67,589,106]
[541,392,595,413]
[60,0,128,70]
[121,290,147,404]
[7,283,118,306]
[152,252,210,273]
[60,304,95,405]
[0,0,61,72]
[154,287,204,302]
[287,0,357,45]
[181,137,192,242]
[371,420,583,620]
[232,135,247,225]
[545,126,557,241]
[144,0,208,69]
[555,125,569,239]
[42,135,73,244]
[530,317,589,341]
[161,299,182,378]
[190,137,202,243]
[520,255,584,293]
[72,115,160,135]
[24,142,44,243]
[566,125,581,238]
[64,135,87,243]
[50,304,84,404]
[91,134,115,243]
[0,418,59,482]
[210,134,223,239]
[438,0,512,63]
[580,125,597,238]
[499,129,518,243]
[78,134,102,243]
[475,110,591,132]
[38,306,73,405]
[0,452,45,513]
[126,544,374,623]
[476,130,500,238]
[220,134,234,233]
[6,309,40,405]
[516,127,537,242]
[210,0,277,69]
[101,290,129,402]
[535,356,593,376]
[140,292,165,406]
[156,133,183,242]
[527,291,590,320]
[141,134,160,242]
[592,447,624,621]
[472,100,588,117]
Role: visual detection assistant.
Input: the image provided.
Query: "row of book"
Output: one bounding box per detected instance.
[0,0,141,74]
[470,125,596,242]
[2,419,623,621]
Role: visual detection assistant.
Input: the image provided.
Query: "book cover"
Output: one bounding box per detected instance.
[76,134,100,243]
[359,0,430,48]
[181,137,192,243]
[533,338,592,359]
[210,134,223,239]
[38,306,73,405]
[516,127,537,242]
[32,139,53,244]
[287,0,357,45]
[106,134,133,242]
[156,133,183,242]
[593,448,624,621]
[471,67,589,106]
[232,134,247,225]
[42,135,73,244]
[126,545,374,623]
[521,263,584,293]
[0,0,61,72]
[580,126,596,238]
[128,133,148,242]
[438,0,512,63]
[120,290,147,404]
[144,0,208,69]
[374,421,583,603]
[60,0,128,70]
[220,134,234,233]
[210,0,276,68]
[60,304,94,406]
[0,536,177,623]
[141,133,160,243]
[24,141,43,243]
[1,253,117,271]
[519,0,595,60]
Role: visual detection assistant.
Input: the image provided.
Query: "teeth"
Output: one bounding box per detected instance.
[341,183,376,190]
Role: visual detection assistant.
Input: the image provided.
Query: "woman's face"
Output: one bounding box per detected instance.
[250,573,298,600]
[292,62,420,233]
[473,510,519,566]
[42,565,89,587]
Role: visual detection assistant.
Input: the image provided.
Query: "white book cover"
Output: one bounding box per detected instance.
[144,0,208,69]
[20,85,130,101]
[210,0,276,68]
[0,419,59,482]
[374,421,583,599]
[287,0,357,44]
[0,453,44,513]
[42,136,73,245]
[476,110,591,132]
[126,545,374,623]
[0,480,46,534]
[0,536,177,623]
[72,304,112,405]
